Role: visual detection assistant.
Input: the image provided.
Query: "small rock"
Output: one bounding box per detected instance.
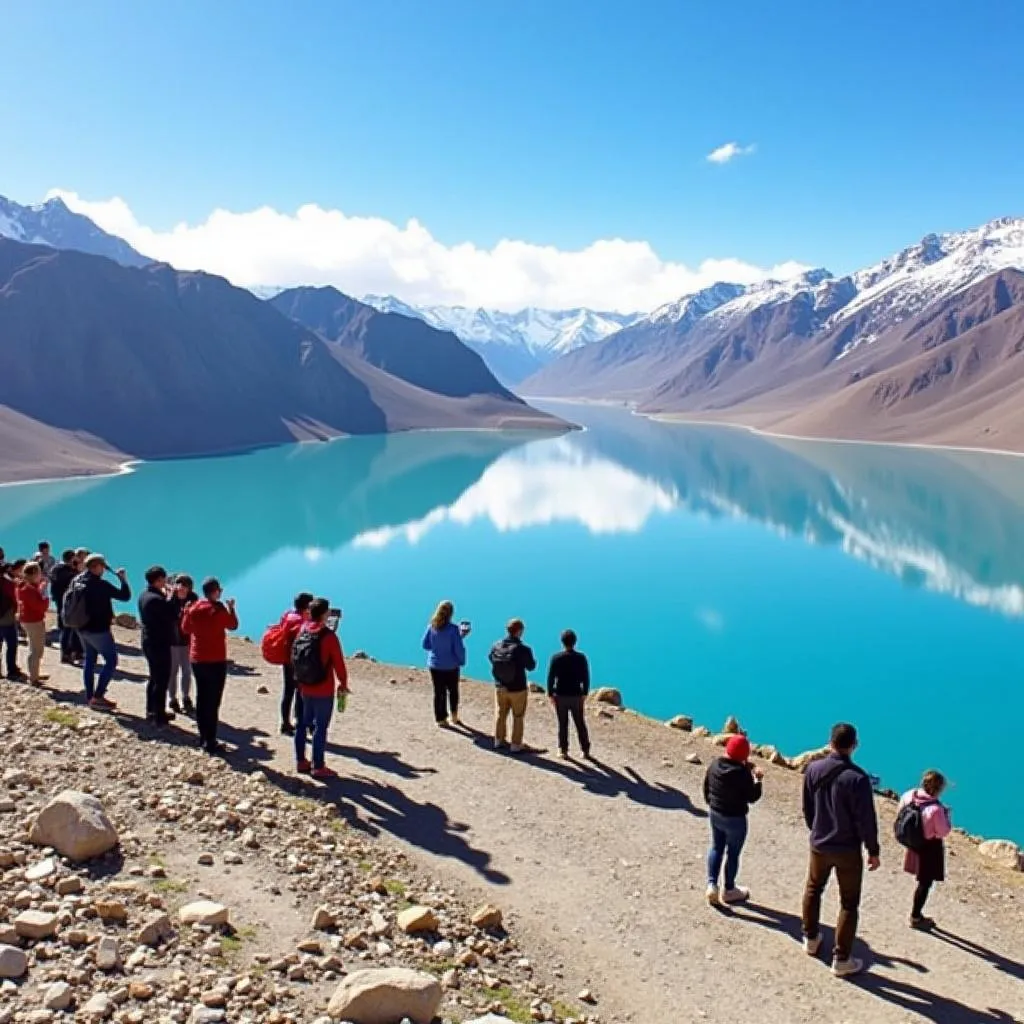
[312,906,336,931]
[96,935,120,971]
[396,905,438,934]
[978,839,1023,871]
[43,980,74,1010]
[178,900,229,926]
[28,790,119,862]
[592,687,622,707]
[579,988,597,1004]
[25,857,57,882]
[685,752,702,765]
[667,715,693,731]
[135,911,174,946]
[223,850,243,865]
[327,967,442,1023]
[96,900,128,921]
[81,992,114,1019]
[0,944,28,979]
[128,980,154,1000]
[197,852,215,866]
[56,875,83,895]
[471,904,503,930]
[14,909,58,940]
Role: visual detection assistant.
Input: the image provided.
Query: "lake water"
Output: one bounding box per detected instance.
[3,402,1023,844]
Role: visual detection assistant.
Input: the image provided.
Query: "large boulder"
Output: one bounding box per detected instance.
[592,688,622,707]
[789,746,831,773]
[327,967,442,1023]
[667,715,693,731]
[978,839,1023,871]
[29,790,119,862]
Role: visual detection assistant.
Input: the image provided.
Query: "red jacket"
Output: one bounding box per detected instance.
[16,582,49,624]
[297,622,349,699]
[180,599,238,663]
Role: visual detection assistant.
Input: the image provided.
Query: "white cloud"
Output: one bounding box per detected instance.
[706,142,756,165]
[48,188,804,313]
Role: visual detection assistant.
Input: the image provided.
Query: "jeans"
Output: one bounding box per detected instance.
[143,644,172,720]
[707,811,749,890]
[169,646,192,702]
[281,664,304,728]
[430,668,460,722]
[295,694,334,768]
[192,662,228,751]
[23,621,46,682]
[495,687,528,746]
[0,622,20,676]
[555,695,590,754]
[79,630,118,700]
[802,848,864,961]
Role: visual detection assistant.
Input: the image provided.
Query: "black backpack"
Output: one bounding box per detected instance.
[61,573,91,630]
[489,640,518,686]
[0,577,12,619]
[894,799,936,851]
[291,627,327,686]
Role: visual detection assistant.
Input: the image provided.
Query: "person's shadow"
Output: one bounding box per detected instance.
[324,742,439,781]
[929,927,1024,982]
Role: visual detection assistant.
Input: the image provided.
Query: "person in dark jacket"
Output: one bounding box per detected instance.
[547,629,591,759]
[703,734,763,905]
[279,591,313,736]
[0,558,21,681]
[801,722,880,978]
[488,618,536,753]
[167,574,198,715]
[180,577,238,756]
[49,550,79,663]
[138,566,178,726]
[77,553,131,709]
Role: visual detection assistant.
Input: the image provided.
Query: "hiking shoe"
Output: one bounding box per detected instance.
[89,696,117,710]
[559,749,569,760]
[296,760,312,774]
[832,956,864,978]
[803,935,823,957]
[910,916,936,931]
[448,715,461,726]
[169,699,182,714]
[7,670,26,682]
[510,744,524,754]
[436,719,450,729]
[280,722,295,736]
[494,740,509,751]
[705,885,721,906]
[312,766,338,779]
[205,743,228,758]
[722,887,750,905]
[183,698,195,716]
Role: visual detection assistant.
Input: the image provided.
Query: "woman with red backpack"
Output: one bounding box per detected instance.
[897,769,952,930]
[260,592,313,736]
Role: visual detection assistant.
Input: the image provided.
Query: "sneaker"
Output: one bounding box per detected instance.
[7,670,26,682]
[510,744,524,754]
[205,743,228,758]
[910,916,936,931]
[559,749,569,760]
[582,750,595,761]
[183,698,195,716]
[494,740,509,751]
[89,696,117,710]
[296,759,312,774]
[169,699,182,714]
[312,766,338,780]
[436,720,450,729]
[448,715,461,727]
[280,722,295,736]
[832,956,864,978]
[721,887,750,905]
[803,934,823,957]
[156,712,176,725]
[705,884,721,906]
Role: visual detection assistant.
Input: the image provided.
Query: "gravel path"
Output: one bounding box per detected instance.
[31,632,1024,1024]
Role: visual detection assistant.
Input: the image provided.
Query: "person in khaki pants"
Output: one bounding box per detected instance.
[16,561,50,685]
[488,619,536,753]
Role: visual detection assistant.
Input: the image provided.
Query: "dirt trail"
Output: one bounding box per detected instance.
[34,633,1024,1024]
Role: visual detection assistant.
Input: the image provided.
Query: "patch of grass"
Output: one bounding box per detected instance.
[357,860,372,872]
[383,879,406,897]
[553,1000,578,1019]
[221,925,256,956]
[152,878,188,895]
[424,957,459,976]
[44,708,80,728]
[290,797,317,814]
[148,854,167,868]
[488,987,532,1024]
[397,899,414,912]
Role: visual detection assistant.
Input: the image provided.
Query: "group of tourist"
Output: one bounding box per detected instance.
[0,541,954,980]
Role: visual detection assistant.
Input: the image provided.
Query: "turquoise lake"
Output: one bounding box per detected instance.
[3,402,1023,844]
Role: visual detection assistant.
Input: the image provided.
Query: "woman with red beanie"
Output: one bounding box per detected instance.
[702,733,764,905]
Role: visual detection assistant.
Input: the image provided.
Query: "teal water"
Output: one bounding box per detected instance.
[3,403,1023,844]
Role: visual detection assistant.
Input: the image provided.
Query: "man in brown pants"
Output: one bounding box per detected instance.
[801,722,880,978]
[488,619,536,753]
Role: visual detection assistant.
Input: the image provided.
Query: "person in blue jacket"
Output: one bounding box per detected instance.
[422,600,467,727]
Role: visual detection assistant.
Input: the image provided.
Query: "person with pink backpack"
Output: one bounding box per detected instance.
[895,769,952,930]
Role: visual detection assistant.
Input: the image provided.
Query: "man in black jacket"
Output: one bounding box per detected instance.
[801,722,880,978]
[488,618,536,753]
[547,629,591,759]
[76,553,131,709]
[49,550,78,664]
[703,734,763,905]
[139,566,177,726]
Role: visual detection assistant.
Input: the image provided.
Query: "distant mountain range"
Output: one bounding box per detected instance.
[0,238,562,483]
[524,217,1024,452]
[363,296,642,384]
[0,194,149,267]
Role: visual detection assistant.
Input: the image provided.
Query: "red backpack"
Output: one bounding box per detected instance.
[260,617,293,665]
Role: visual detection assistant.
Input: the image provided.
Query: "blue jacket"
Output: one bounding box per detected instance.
[803,754,880,858]
[422,623,466,671]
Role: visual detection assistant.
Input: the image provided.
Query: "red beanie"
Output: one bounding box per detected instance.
[725,735,751,762]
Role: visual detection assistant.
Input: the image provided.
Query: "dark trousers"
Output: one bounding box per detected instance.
[555,695,590,753]
[912,879,933,918]
[281,665,303,728]
[802,848,864,961]
[57,610,82,661]
[143,644,172,720]
[0,623,18,676]
[193,662,228,751]
[430,668,460,722]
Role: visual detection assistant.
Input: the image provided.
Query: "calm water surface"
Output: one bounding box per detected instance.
[3,403,1023,843]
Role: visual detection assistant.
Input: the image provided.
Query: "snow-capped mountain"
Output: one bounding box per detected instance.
[364,295,642,384]
[0,195,149,267]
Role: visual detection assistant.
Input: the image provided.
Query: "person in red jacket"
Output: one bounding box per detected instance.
[180,576,239,756]
[16,562,50,686]
[293,597,349,779]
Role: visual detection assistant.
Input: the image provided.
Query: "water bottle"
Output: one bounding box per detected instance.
[336,691,347,713]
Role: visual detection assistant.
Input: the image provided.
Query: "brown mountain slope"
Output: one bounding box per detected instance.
[0,240,563,483]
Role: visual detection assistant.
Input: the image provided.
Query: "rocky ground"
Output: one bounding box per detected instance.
[1,626,1022,1024]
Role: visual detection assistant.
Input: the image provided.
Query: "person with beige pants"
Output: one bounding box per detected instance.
[16,562,50,686]
[488,619,536,753]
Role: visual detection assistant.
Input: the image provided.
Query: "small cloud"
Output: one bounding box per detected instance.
[706,142,756,165]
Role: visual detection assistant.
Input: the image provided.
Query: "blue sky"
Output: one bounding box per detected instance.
[3,0,1023,309]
